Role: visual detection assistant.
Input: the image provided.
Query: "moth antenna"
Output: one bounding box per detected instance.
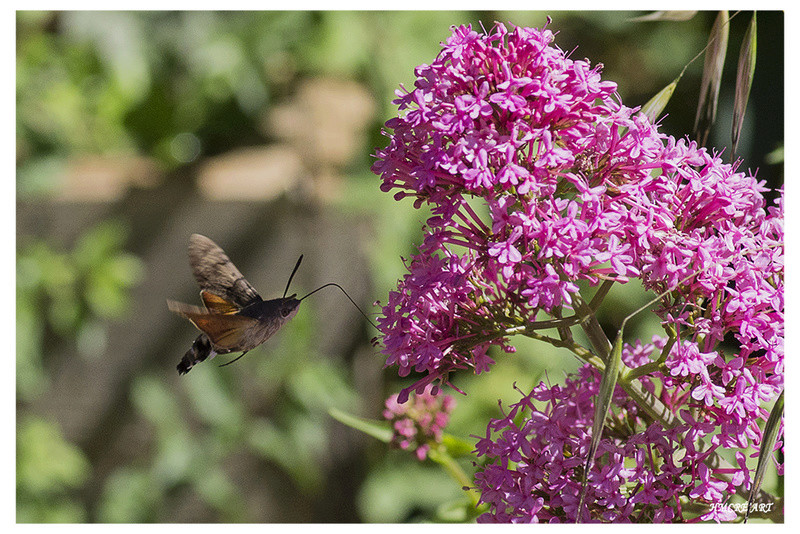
[218,350,249,368]
[283,255,304,298]
[300,283,379,331]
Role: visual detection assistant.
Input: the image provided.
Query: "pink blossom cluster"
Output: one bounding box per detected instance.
[373,21,783,522]
[475,360,671,523]
[474,338,784,522]
[383,384,456,461]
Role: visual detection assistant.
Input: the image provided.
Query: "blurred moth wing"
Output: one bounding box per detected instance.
[200,290,239,315]
[167,300,258,350]
[188,233,262,308]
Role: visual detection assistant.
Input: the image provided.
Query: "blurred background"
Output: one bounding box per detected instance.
[16,11,783,523]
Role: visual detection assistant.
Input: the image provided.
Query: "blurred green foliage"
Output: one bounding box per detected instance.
[16,221,144,523]
[16,10,782,523]
[17,10,468,196]
[17,220,144,401]
[17,416,91,522]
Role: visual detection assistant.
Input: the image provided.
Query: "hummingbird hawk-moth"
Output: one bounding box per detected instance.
[168,234,374,374]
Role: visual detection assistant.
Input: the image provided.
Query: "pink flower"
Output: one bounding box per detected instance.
[383,384,456,460]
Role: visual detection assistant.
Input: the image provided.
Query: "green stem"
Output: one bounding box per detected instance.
[428,447,482,509]
[572,293,612,361]
[588,277,617,311]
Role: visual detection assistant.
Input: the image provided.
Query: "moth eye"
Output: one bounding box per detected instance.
[281,308,292,317]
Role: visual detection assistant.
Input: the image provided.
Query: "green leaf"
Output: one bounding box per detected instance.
[16,155,67,199]
[16,295,48,401]
[745,390,783,523]
[765,145,784,165]
[246,417,325,491]
[183,365,245,437]
[441,433,475,458]
[96,467,157,522]
[17,416,90,496]
[193,466,247,521]
[288,359,359,413]
[107,252,146,287]
[130,375,184,432]
[47,286,82,334]
[694,11,730,145]
[639,78,680,124]
[328,407,392,443]
[427,447,481,508]
[357,459,465,522]
[17,498,87,523]
[574,270,703,521]
[732,12,757,157]
[298,11,372,76]
[435,498,472,522]
[576,329,624,521]
[37,248,77,297]
[72,220,129,272]
[629,11,698,22]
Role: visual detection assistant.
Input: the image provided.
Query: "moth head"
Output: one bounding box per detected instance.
[280,295,301,320]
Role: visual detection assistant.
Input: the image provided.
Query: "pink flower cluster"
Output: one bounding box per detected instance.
[474,338,784,522]
[384,384,456,461]
[373,21,783,522]
[374,22,782,398]
[475,361,667,523]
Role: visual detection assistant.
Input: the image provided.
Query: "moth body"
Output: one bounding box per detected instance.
[168,234,303,374]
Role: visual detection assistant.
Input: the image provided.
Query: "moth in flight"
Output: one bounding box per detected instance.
[168,234,374,374]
